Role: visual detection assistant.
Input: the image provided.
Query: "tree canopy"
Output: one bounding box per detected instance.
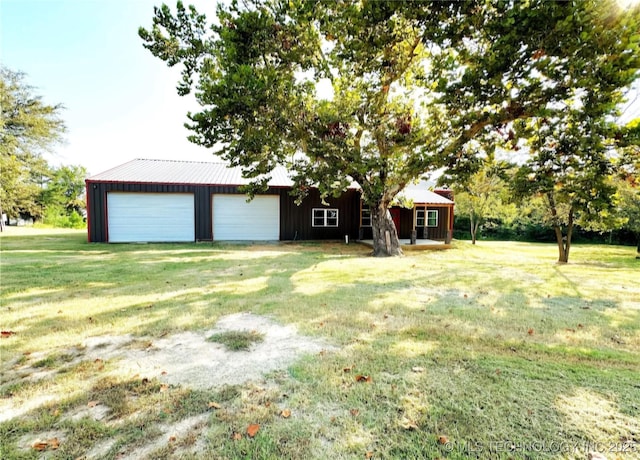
[1,67,86,228]
[0,67,66,223]
[140,0,640,256]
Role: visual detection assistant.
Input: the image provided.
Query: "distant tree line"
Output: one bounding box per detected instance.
[1,67,86,229]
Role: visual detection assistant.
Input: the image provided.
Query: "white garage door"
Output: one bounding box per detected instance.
[213,195,279,241]
[107,193,194,242]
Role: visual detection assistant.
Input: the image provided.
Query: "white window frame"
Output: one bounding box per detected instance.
[416,209,438,227]
[312,208,339,227]
[361,204,372,227]
[427,210,438,227]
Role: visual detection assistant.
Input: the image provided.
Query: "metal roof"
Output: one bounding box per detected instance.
[88,159,453,204]
[397,182,454,205]
[87,159,294,187]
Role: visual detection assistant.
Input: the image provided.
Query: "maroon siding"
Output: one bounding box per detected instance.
[86,180,361,243]
[359,205,453,241]
[279,189,361,241]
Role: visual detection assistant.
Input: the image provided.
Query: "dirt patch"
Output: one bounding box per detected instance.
[81,313,335,389]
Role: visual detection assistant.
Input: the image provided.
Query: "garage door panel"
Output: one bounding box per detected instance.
[107,193,194,242]
[213,195,279,240]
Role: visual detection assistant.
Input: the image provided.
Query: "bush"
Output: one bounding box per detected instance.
[41,206,86,229]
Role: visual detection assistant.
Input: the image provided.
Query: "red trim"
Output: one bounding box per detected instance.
[104,190,109,242]
[85,179,293,189]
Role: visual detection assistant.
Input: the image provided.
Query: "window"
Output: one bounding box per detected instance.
[427,210,438,227]
[361,204,371,227]
[416,209,438,227]
[313,208,339,227]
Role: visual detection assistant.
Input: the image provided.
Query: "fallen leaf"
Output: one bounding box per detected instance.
[57,310,63,314]
[32,441,48,451]
[141,377,149,384]
[438,435,449,445]
[463,294,468,299]
[527,328,534,336]
[160,384,169,392]
[350,409,360,417]
[161,371,167,375]
[94,358,103,363]
[319,350,326,356]
[1,331,16,338]
[87,400,99,408]
[232,432,242,441]
[411,366,425,373]
[578,324,584,328]
[343,366,353,373]
[208,402,221,409]
[168,436,176,442]
[355,375,372,383]
[280,409,291,418]
[565,328,576,333]
[495,369,501,375]
[383,313,389,319]
[247,424,260,438]
[366,451,374,458]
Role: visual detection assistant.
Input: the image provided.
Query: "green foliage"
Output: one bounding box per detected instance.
[140,0,640,256]
[0,67,66,222]
[42,165,88,215]
[41,205,85,229]
[207,330,265,351]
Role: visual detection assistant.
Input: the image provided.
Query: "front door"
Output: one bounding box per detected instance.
[390,208,401,235]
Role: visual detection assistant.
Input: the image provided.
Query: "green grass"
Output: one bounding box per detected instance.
[207,330,265,351]
[1,227,639,459]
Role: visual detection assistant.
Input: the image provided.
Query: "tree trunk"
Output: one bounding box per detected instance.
[370,202,403,257]
[548,193,572,264]
[470,212,477,245]
[636,234,640,259]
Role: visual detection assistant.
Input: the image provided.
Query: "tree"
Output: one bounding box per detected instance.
[453,161,506,245]
[140,0,640,256]
[41,165,87,215]
[616,118,640,258]
[0,67,66,225]
[511,111,621,263]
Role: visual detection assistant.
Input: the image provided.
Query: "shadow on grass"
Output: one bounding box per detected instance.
[2,234,639,459]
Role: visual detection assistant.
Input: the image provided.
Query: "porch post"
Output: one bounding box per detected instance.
[445,206,452,244]
[411,206,417,244]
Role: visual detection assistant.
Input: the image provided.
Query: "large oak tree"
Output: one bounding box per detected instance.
[140,0,640,256]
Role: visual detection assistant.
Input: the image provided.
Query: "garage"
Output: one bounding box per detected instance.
[107,192,195,242]
[213,194,280,241]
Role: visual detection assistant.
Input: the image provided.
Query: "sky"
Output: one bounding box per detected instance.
[2,0,639,177]
[1,0,220,176]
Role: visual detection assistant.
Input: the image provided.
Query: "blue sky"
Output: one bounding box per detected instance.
[2,1,639,176]
[1,0,218,175]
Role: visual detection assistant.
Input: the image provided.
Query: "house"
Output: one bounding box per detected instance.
[85,159,454,244]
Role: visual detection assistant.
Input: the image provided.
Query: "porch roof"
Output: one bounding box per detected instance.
[396,182,454,205]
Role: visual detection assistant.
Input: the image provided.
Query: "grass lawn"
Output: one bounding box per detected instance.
[1,227,638,459]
